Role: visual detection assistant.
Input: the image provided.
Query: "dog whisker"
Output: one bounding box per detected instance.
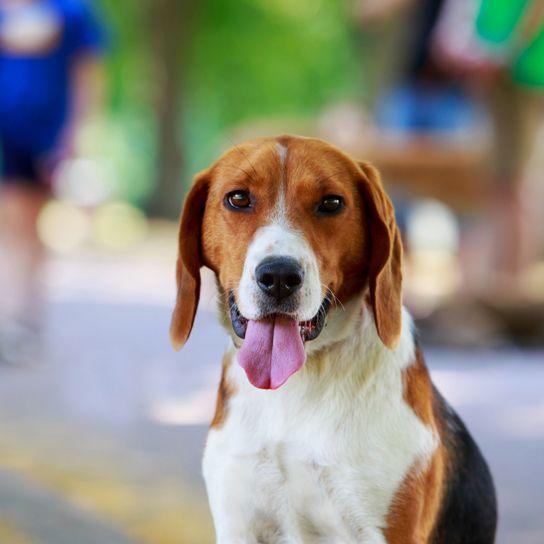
[321,284,344,311]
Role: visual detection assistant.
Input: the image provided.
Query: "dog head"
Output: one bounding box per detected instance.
[170,135,402,389]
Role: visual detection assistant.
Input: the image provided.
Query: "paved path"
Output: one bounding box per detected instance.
[0,251,542,543]
[0,470,138,544]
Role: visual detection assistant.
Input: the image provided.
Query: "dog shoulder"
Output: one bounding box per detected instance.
[384,345,446,543]
[386,344,497,544]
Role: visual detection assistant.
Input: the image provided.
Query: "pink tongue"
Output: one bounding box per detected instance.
[238,315,306,389]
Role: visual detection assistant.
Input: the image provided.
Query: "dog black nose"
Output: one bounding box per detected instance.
[256,257,304,301]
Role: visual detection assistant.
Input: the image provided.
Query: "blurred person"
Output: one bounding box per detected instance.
[359,0,543,298]
[0,0,106,364]
[372,0,486,145]
[432,0,544,295]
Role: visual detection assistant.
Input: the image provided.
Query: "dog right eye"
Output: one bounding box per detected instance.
[316,195,344,215]
[225,190,252,210]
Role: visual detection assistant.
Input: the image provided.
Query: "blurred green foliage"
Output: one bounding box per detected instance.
[97,0,360,206]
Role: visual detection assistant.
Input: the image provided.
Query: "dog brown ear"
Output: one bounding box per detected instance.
[170,171,209,351]
[357,161,403,350]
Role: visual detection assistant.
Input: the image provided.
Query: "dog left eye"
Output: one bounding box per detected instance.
[317,195,344,215]
[225,190,252,210]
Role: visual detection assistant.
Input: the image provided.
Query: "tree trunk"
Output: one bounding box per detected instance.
[146,0,191,218]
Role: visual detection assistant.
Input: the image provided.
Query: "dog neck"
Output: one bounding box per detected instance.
[294,297,415,393]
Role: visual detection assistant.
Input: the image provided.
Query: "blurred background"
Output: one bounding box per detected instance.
[0,0,543,542]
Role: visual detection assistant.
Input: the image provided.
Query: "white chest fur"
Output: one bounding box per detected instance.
[203,306,437,544]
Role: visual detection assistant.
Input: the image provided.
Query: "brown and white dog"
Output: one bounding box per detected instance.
[170,135,497,544]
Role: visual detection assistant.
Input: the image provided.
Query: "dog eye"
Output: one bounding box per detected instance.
[317,195,344,215]
[225,190,252,210]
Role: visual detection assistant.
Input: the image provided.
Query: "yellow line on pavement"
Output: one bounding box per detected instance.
[0,437,214,544]
[0,518,35,544]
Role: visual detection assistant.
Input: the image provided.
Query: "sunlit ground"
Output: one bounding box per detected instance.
[0,220,542,543]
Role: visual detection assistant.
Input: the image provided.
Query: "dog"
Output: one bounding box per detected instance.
[170,135,497,543]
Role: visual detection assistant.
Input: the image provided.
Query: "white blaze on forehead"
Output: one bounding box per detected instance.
[276,142,288,167]
[236,142,321,322]
[271,142,288,224]
[237,223,322,322]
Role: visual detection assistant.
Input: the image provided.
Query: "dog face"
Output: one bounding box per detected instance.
[171,136,402,388]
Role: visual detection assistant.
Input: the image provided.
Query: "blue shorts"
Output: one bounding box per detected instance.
[0,138,53,188]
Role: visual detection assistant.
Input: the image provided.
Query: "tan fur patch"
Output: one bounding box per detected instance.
[210,353,237,429]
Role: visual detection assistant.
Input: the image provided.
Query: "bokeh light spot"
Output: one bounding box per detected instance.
[91,201,149,250]
[37,201,90,253]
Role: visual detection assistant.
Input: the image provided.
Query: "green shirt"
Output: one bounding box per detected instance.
[476,0,544,87]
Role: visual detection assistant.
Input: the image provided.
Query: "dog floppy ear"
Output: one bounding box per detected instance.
[357,161,403,350]
[170,171,210,351]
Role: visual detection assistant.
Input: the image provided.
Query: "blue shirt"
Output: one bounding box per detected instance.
[0,0,104,150]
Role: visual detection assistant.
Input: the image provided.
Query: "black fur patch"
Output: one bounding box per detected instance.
[431,388,497,544]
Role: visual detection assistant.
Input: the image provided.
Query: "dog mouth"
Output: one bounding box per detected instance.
[228,291,331,342]
[229,291,332,389]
